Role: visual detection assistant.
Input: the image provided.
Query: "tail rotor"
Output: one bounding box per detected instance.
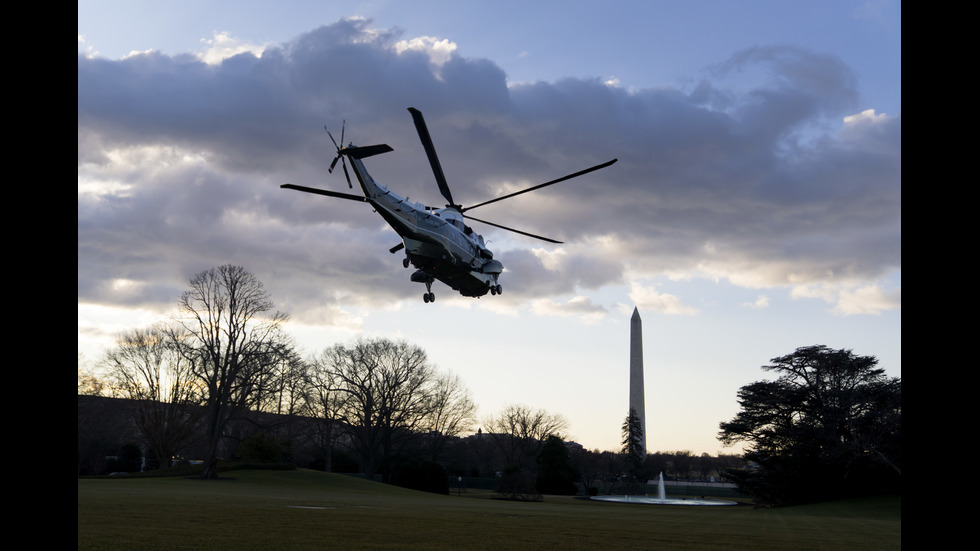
[326,122,353,188]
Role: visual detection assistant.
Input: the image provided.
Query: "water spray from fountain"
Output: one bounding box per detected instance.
[591,472,737,506]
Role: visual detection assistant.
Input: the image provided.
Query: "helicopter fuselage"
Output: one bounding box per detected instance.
[347,153,502,298]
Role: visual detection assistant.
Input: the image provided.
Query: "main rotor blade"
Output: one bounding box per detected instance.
[280,184,366,202]
[326,126,340,150]
[408,107,455,207]
[464,214,563,244]
[342,160,352,188]
[462,158,618,213]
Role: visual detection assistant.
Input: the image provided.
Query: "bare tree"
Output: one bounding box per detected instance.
[318,338,440,478]
[419,371,477,461]
[483,404,568,469]
[78,353,107,396]
[253,341,307,417]
[330,338,430,477]
[102,324,201,470]
[481,404,568,500]
[171,264,290,479]
[303,349,348,473]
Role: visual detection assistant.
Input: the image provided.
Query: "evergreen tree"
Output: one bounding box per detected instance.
[719,345,901,505]
[536,435,576,495]
[621,407,645,489]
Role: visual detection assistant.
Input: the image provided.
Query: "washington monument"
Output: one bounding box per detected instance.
[629,307,647,453]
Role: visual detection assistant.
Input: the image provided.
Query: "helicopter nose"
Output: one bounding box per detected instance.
[481,260,503,275]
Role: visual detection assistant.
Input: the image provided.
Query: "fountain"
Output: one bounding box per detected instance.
[591,472,737,506]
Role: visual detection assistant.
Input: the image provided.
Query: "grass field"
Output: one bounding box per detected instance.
[78,469,900,550]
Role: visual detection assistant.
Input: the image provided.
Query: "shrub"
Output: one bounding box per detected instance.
[390,460,450,495]
[237,433,284,464]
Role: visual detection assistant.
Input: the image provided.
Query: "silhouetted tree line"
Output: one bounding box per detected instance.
[78,392,745,494]
[78,267,749,493]
[89,265,899,504]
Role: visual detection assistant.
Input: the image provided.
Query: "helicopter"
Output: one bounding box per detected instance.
[281,107,617,303]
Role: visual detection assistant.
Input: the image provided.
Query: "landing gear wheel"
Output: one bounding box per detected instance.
[423,292,435,303]
[495,284,502,295]
[403,258,410,268]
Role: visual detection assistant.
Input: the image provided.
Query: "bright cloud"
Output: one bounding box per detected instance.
[629,281,700,315]
[832,283,901,316]
[791,278,901,316]
[197,31,267,64]
[742,295,770,309]
[395,36,458,66]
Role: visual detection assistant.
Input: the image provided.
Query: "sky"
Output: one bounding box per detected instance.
[78,0,901,455]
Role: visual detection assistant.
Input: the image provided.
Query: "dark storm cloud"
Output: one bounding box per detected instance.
[78,19,900,320]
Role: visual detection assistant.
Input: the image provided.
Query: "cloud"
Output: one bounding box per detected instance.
[628,281,699,316]
[529,296,608,322]
[832,283,901,316]
[394,36,458,66]
[78,18,900,323]
[78,34,98,58]
[197,31,268,65]
[742,295,770,309]
[791,279,901,316]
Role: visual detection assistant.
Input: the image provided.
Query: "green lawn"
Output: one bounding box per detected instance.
[78,469,900,550]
